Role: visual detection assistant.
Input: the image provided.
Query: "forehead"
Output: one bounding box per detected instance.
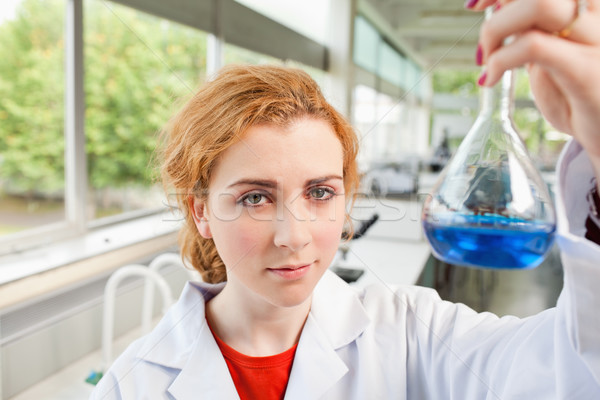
[211,118,344,185]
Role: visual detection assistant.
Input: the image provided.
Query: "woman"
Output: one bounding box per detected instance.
[92,0,600,398]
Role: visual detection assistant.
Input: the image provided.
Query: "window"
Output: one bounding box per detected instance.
[378,41,403,88]
[354,16,379,74]
[353,15,426,101]
[0,0,66,239]
[84,0,208,222]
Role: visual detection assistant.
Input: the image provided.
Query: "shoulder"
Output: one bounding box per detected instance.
[359,280,480,334]
[360,280,443,315]
[92,280,225,398]
[319,270,505,334]
[316,269,451,316]
[91,337,151,399]
[314,270,465,334]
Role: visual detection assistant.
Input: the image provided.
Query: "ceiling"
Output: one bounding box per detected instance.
[364,0,485,69]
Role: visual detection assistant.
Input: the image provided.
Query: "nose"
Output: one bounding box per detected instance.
[273,201,312,252]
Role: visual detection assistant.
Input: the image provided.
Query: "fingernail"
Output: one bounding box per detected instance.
[477,71,487,86]
[495,1,502,11]
[476,44,483,66]
[465,0,479,9]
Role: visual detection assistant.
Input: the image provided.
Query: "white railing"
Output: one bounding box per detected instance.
[141,253,187,334]
[101,265,174,371]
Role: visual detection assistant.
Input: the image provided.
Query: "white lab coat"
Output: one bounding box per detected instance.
[92,140,600,399]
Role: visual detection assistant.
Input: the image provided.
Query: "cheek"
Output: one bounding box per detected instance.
[313,202,345,255]
[209,217,268,268]
[315,221,343,249]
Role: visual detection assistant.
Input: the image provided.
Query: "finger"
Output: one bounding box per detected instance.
[557,0,600,43]
[465,0,511,11]
[465,0,496,11]
[479,0,600,62]
[526,64,573,134]
[481,29,588,87]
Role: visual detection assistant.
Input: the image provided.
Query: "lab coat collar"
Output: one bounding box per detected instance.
[310,269,371,350]
[554,139,600,259]
[136,270,370,399]
[555,138,592,237]
[285,271,371,399]
[167,312,240,399]
[135,280,225,370]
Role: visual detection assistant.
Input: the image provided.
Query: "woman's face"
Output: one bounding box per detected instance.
[194,117,345,309]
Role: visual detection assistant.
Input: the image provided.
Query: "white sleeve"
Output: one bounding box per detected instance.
[553,139,600,389]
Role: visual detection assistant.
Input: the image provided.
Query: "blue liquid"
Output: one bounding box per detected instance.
[422,214,555,269]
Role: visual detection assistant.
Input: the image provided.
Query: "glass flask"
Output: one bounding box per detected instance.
[422,69,556,269]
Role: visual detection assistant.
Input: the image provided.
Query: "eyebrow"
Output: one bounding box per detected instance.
[227,175,343,189]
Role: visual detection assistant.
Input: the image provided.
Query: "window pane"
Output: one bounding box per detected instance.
[375,92,399,160]
[353,84,378,170]
[405,61,423,99]
[0,0,66,237]
[84,0,207,221]
[354,16,379,74]
[378,41,402,87]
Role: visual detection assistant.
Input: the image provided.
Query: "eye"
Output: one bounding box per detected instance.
[241,192,269,206]
[308,187,335,201]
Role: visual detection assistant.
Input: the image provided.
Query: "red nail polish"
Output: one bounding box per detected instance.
[478,71,487,86]
[465,0,479,9]
[476,44,483,66]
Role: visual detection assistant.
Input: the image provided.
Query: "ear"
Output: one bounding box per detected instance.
[188,195,212,239]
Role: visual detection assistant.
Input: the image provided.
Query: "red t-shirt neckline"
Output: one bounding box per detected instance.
[207,318,298,400]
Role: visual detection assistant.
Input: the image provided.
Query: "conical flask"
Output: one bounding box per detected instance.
[422,69,556,269]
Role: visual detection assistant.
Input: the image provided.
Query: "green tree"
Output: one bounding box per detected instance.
[432,68,479,96]
[0,0,207,198]
[0,0,65,195]
[84,0,206,189]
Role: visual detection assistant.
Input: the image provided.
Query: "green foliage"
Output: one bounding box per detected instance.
[432,68,479,97]
[0,0,65,194]
[0,0,207,195]
[84,0,206,188]
[514,68,532,99]
[433,67,531,99]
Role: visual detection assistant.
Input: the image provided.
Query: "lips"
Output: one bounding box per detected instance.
[272,264,311,270]
[268,262,314,280]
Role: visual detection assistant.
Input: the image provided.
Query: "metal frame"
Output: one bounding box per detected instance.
[111,0,328,70]
[65,0,87,233]
[0,0,86,256]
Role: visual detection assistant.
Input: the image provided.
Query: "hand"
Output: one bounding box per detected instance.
[469,0,600,181]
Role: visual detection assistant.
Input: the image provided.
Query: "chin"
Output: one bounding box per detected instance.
[268,281,318,309]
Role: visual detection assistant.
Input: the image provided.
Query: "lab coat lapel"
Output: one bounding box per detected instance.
[136,281,238,399]
[284,271,370,400]
[167,322,240,400]
[284,313,349,400]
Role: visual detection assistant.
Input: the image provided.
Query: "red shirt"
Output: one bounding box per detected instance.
[208,322,297,400]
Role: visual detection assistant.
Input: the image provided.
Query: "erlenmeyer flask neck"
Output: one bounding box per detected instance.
[481,69,515,120]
